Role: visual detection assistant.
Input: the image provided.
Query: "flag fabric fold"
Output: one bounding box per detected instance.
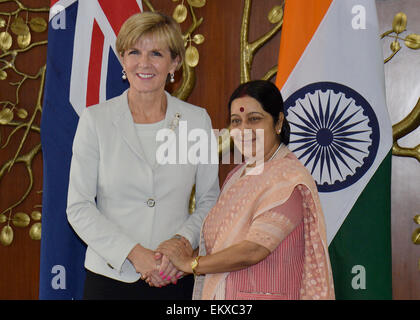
[40,0,142,300]
[276,0,392,299]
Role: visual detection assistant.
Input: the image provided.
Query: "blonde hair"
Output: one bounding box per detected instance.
[116,11,185,69]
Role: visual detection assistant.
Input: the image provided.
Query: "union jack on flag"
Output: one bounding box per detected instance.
[40,0,143,300]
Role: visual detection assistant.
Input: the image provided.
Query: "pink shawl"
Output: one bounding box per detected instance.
[192,145,335,300]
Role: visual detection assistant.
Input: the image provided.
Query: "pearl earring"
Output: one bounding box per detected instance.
[122,70,127,80]
[170,73,175,83]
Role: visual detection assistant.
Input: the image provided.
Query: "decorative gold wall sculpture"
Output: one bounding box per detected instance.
[382,12,420,164]
[0,0,48,246]
[240,0,283,83]
[382,12,420,252]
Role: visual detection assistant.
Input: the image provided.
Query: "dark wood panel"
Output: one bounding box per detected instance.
[0,0,48,300]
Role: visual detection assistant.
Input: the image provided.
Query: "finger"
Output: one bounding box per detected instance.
[158,252,170,277]
[175,270,184,280]
[168,266,179,284]
[160,255,173,280]
[149,272,165,287]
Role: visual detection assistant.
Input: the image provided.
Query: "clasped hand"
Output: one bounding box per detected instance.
[135,237,194,287]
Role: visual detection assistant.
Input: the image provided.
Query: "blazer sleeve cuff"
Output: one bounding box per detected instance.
[106,239,138,273]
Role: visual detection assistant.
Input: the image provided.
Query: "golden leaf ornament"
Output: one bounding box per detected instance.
[31,211,42,221]
[0,214,6,223]
[0,108,14,125]
[12,212,30,228]
[0,70,7,81]
[173,4,188,23]
[414,215,420,225]
[412,228,420,245]
[17,31,31,49]
[268,5,283,24]
[392,12,407,34]
[11,17,29,36]
[185,45,199,67]
[390,40,401,52]
[16,108,28,119]
[0,226,13,246]
[0,18,5,28]
[193,34,205,45]
[29,17,47,33]
[405,34,420,49]
[0,31,12,51]
[29,223,41,240]
[187,0,206,8]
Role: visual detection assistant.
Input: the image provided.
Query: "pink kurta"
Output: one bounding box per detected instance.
[192,145,335,300]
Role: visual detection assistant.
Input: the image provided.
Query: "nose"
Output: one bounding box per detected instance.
[230,126,254,141]
[137,53,150,67]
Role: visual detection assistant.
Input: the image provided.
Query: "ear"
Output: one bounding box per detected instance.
[171,55,181,73]
[276,112,285,133]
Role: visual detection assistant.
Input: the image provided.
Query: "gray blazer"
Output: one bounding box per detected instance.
[67,90,220,282]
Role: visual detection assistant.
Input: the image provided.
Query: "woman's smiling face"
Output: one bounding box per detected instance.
[120,34,179,95]
[230,95,282,161]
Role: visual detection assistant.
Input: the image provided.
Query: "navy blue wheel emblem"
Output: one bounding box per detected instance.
[283,82,380,192]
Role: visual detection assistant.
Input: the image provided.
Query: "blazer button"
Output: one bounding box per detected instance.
[147,198,155,207]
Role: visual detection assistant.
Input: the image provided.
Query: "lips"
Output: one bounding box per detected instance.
[136,73,154,79]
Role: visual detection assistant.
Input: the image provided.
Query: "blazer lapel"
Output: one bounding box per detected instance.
[112,90,147,162]
[152,91,181,170]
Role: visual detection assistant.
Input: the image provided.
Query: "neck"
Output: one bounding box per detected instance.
[127,88,167,123]
[264,141,281,162]
[246,141,281,168]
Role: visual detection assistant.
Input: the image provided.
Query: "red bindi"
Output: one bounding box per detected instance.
[240,107,245,112]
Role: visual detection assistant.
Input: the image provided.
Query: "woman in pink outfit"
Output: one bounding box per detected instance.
[157,80,335,300]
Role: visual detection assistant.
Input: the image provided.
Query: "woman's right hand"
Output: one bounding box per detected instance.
[127,244,171,287]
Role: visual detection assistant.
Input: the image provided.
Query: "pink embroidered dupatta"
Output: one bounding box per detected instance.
[192,145,335,300]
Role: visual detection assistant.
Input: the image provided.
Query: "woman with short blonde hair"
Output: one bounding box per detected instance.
[67,11,219,300]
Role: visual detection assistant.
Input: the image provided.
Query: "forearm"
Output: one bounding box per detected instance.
[188,240,270,275]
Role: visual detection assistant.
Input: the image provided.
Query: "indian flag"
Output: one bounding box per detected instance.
[276,0,392,299]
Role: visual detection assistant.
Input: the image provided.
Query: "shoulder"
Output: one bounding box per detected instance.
[269,148,313,183]
[80,90,127,121]
[167,92,209,119]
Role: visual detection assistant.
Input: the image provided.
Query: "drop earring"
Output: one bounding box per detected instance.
[122,70,127,80]
[170,73,175,83]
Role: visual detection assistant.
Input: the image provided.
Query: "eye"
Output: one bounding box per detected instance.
[128,49,139,55]
[230,118,241,126]
[249,116,261,122]
[151,50,163,57]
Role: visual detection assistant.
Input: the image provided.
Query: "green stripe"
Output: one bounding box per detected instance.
[328,151,392,300]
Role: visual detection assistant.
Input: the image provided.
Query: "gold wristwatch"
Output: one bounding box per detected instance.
[191,256,201,276]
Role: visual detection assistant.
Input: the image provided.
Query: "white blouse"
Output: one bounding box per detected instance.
[134,120,165,167]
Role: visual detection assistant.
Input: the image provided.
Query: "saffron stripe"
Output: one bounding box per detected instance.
[275,0,333,90]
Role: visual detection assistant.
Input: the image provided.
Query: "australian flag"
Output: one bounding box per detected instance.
[39,0,143,299]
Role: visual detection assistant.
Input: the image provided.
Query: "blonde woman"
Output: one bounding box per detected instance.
[67,12,219,300]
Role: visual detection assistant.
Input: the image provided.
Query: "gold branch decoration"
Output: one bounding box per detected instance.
[240,0,283,83]
[0,0,48,246]
[381,12,420,164]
